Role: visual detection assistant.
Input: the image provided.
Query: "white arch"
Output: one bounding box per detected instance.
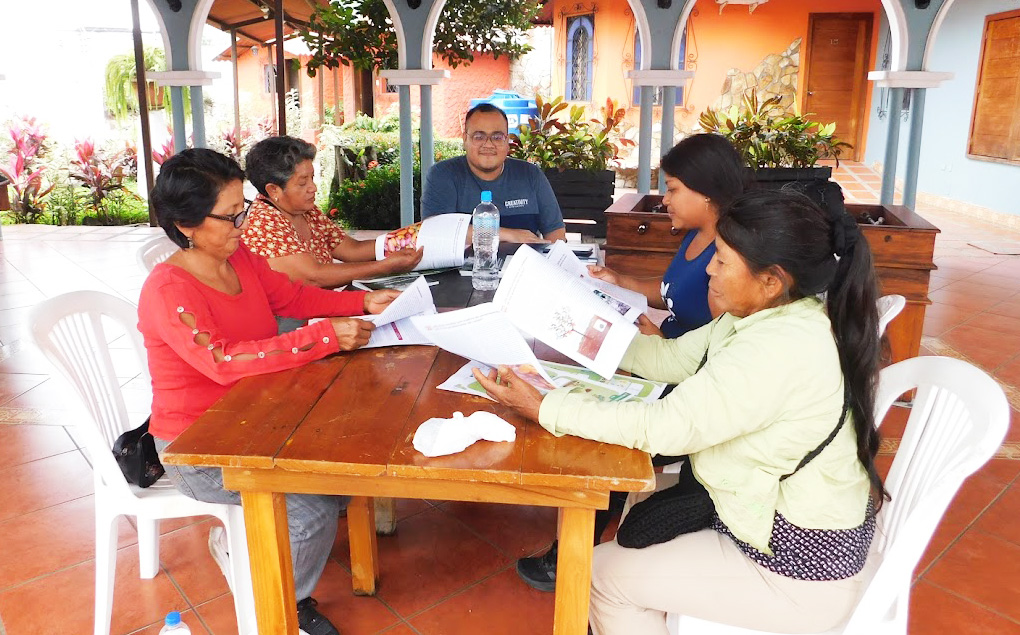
[380,0,409,69]
[879,0,908,71]
[189,0,217,70]
[673,0,699,70]
[922,0,959,71]
[421,0,449,71]
[627,0,653,70]
[140,0,173,69]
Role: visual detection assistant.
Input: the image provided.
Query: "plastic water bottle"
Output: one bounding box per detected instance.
[471,190,500,291]
[158,611,191,634]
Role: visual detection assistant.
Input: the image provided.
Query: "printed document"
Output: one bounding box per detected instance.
[375,213,471,271]
[544,241,647,322]
[359,276,437,349]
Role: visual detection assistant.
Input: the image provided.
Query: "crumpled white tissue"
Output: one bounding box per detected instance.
[412,411,517,457]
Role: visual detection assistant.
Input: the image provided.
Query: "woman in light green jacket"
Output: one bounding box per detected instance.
[475,190,888,634]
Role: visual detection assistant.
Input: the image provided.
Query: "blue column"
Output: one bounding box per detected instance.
[637,87,655,194]
[420,84,435,183]
[170,86,187,153]
[398,85,414,227]
[902,88,926,211]
[190,86,206,148]
[880,87,904,206]
[658,88,676,193]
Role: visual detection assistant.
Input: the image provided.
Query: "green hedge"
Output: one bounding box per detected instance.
[326,163,421,230]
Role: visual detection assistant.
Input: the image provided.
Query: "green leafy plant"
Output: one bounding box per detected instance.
[0,116,54,223]
[699,89,852,169]
[510,96,634,172]
[104,47,190,121]
[301,0,540,74]
[326,162,420,229]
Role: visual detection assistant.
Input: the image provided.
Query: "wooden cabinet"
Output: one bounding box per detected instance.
[604,194,940,364]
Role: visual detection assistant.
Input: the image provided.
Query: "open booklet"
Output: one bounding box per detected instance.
[438,360,667,403]
[492,245,639,378]
[543,241,647,323]
[375,213,471,271]
[358,275,437,348]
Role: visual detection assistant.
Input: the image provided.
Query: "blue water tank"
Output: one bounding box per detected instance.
[468,90,539,134]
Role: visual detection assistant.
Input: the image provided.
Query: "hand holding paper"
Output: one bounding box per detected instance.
[375,214,471,271]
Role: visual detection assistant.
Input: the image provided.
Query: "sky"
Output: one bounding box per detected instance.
[0,0,234,146]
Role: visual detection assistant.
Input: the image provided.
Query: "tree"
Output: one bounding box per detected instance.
[300,0,541,75]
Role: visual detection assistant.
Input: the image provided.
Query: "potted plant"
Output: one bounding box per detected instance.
[698,89,851,189]
[510,95,633,238]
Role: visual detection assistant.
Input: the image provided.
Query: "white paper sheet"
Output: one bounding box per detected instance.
[493,245,638,378]
[362,316,433,349]
[362,276,436,326]
[544,241,647,323]
[374,213,471,270]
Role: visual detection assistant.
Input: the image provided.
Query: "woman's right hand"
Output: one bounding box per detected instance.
[382,247,424,273]
[329,317,375,351]
[587,264,621,286]
[499,228,548,244]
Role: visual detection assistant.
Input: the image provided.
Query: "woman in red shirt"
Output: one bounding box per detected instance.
[139,148,396,635]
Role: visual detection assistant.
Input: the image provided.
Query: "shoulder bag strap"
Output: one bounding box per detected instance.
[779,382,852,481]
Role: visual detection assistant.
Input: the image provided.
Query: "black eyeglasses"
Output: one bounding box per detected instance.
[468,131,508,145]
[207,199,252,228]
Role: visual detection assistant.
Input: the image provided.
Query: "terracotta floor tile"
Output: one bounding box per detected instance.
[941,325,1020,371]
[0,495,137,589]
[921,302,981,337]
[974,482,1020,548]
[438,501,557,560]
[0,546,188,635]
[915,459,1020,574]
[0,373,48,407]
[994,359,1020,393]
[929,288,1006,313]
[967,271,1020,292]
[909,580,1020,635]
[0,423,75,470]
[0,451,94,522]
[409,567,553,635]
[2,377,92,412]
[938,280,1017,302]
[986,297,1020,320]
[157,519,232,606]
[191,593,240,635]
[924,529,1020,622]
[332,507,507,618]
[308,559,403,635]
[878,405,909,439]
[376,624,419,635]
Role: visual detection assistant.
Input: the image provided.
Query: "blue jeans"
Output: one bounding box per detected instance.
[154,437,340,601]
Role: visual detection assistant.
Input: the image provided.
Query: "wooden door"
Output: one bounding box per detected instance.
[354,67,375,117]
[803,13,873,161]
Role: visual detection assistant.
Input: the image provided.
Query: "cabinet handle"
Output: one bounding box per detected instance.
[670,227,681,236]
[637,223,648,235]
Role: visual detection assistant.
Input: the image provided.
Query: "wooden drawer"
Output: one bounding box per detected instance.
[606,213,686,252]
[605,251,674,278]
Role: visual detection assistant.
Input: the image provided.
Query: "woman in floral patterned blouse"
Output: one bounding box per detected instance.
[242,135,423,288]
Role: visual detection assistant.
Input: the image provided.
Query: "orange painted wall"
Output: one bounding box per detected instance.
[548,0,883,152]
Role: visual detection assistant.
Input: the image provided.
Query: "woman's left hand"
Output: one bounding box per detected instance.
[471,366,544,422]
[364,289,400,314]
[636,313,665,337]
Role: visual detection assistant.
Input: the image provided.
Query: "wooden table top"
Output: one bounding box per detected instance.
[164,266,654,495]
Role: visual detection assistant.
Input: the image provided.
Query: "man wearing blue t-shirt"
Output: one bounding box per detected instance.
[421,104,567,243]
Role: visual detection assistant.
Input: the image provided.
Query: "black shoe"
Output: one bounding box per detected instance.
[297,597,340,635]
[516,541,558,592]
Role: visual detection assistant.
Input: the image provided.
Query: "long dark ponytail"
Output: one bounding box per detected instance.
[717,189,888,510]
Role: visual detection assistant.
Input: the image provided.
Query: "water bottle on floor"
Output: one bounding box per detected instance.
[472,190,500,291]
[158,611,191,634]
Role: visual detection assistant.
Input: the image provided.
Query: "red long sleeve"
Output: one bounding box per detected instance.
[138,246,367,440]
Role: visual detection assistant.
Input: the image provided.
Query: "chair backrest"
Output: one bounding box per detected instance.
[876,294,906,337]
[28,291,149,496]
[138,236,178,272]
[845,356,1008,629]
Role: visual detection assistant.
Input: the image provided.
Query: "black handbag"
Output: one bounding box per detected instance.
[112,417,165,488]
[616,348,851,549]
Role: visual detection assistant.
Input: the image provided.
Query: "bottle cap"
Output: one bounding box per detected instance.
[480,191,492,203]
[165,611,182,626]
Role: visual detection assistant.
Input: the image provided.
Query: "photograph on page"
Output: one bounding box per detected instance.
[493,245,638,378]
[375,213,471,271]
[410,303,555,391]
[363,317,433,349]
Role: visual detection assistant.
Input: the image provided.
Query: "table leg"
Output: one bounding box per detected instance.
[348,495,379,595]
[240,490,299,635]
[374,497,397,535]
[554,506,596,635]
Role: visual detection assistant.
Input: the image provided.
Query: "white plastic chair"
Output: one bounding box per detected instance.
[137,236,178,272]
[28,291,256,635]
[666,356,1008,635]
[877,294,906,337]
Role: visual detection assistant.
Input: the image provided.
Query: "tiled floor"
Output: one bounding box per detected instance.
[0,163,1019,634]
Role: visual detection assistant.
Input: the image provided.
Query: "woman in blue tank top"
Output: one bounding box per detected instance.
[589,134,748,339]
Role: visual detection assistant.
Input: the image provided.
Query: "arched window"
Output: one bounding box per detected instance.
[566,15,594,101]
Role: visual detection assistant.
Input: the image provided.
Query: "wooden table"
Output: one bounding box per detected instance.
[163,269,654,635]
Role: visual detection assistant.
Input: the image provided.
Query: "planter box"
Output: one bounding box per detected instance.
[604,193,939,364]
[0,177,9,212]
[545,168,614,238]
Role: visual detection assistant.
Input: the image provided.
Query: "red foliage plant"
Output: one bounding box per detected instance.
[0,116,54,223]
